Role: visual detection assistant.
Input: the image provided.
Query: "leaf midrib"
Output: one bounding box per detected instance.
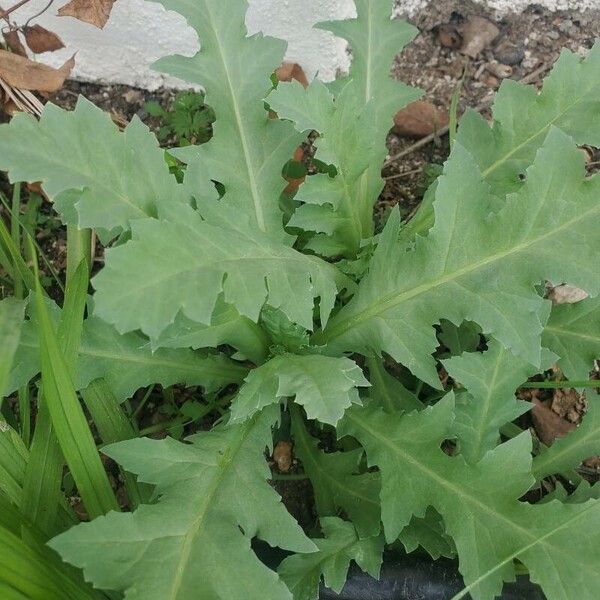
[347,409,600,580]
[481,89,591,179]
[205,1,265,232]
[294,415,378,508]
[472,347,505,460]
[544,325,600,344]
[167,423,250,599]
[19,339,246,381]
[323,199,600,342]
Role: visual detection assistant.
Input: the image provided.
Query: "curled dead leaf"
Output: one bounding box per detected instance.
[3,29,28,57]
[547,283,589,305]
[26,182,49,199]
[275,62,309,88]
[273,441,293,473]
[0,77,45,116]
[551,388,584,423]
[0,50,74,92]
[23,25,65,54]
[531,397,576,446]
[437,24,462,50]
[57,0,116,29]
[458,16,499,59]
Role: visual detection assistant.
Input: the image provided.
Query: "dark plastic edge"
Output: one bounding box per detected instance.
[256,544,546,600]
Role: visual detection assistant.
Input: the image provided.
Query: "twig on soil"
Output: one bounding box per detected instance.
[383,62,551,169]
[0,76,44,116]
[383,167,423,181]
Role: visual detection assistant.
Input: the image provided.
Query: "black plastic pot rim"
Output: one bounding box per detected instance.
[258,545,545,600]
[317,552,545,600]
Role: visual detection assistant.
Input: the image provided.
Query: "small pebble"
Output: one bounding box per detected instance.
[486,75,500,88]
[557,19,573,33]
[493,41,525,66]
[487,61,513,78]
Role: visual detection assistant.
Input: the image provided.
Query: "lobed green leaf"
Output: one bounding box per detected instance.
[231,354,369,426]
[50,408,315,600]
[321,129,600,387]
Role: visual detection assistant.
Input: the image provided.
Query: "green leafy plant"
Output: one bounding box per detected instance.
[0,0,599,599]
[146,90,216,146]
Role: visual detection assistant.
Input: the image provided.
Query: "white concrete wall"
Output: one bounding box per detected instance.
[5,0,599,89]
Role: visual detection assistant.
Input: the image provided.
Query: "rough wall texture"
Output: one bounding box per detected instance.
[6,0,600,89]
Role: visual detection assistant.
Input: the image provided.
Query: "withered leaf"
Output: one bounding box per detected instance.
[273,441,293,473]
[57,0,116,29]
[3,30,28,57]
[531,398,576,446]
[458,16,499,59]
[23,25,65,54]
[275,62,309,89]
[0,50,74,92]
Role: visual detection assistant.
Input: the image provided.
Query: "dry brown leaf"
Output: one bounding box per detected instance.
[3,29,28,57]
[547,284,589,305]
[276,62,309,88]
[393,100,449,138]
[273,441,293,473]
[551,388,584,423]
[23,25,65,54]
[283,146,306,196]
[458,16,500,59]
[0,50,74,92]
[26,182,49,199]
[57,0,116,29]
[531,398,576,446]
[0,76,45,116]
[437,24,462,50]
[122,88,144,104]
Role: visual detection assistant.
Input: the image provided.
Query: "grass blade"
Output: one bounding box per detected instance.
[0,298,24,404]
[33,255,119,519]
[0,510,100,600]
[20,402,69,537]
[82,379,150,507]
[0,216,36,293]
[0,421,28,506]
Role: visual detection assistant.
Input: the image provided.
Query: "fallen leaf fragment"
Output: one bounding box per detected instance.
[458,16,499,58]
[551,388,584,423]
[547,283,588,305]
[273,441,293,473]
[283,146,306,196]
[393,100,449,138]
[57,0,115,29]
[23,25,65,53]
[26,182,50,199]
[3,29,28,57]
[0,50,74,92]
[0,76,45,116]
[531,398,576,446]
[437,24,462,49]
[276,62,309,88]
[122,89,144,104]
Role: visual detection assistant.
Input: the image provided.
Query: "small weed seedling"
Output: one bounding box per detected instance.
[145,90,215,146]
